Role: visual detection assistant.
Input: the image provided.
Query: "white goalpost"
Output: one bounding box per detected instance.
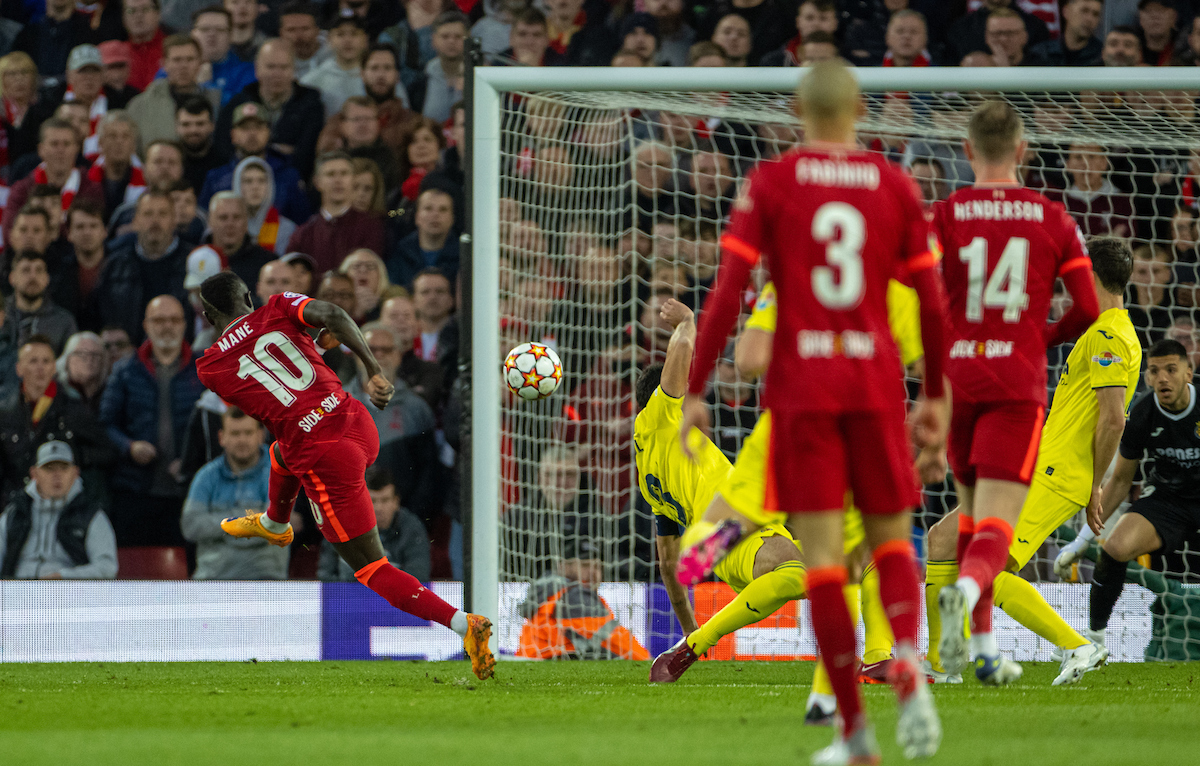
[469,66,1200,661]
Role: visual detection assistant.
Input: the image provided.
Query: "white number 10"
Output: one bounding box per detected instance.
[958,236,1030,324]
[236,331,316,406]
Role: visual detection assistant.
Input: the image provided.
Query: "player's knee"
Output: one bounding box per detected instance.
[752,536,801,579]
[926,511,958,560]
[1101,537,1140,564]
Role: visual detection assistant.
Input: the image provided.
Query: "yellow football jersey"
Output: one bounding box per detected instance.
[748,281,924,366]
[1034,308,1142,505]
[634,387,733,529]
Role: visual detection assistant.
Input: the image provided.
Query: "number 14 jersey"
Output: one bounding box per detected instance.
[195,292,355,474]
[931,185,1090,405]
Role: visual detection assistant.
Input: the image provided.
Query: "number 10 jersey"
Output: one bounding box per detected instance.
[195,292,357,474]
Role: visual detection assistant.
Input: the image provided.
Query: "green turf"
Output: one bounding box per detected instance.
[1,660,1195,765]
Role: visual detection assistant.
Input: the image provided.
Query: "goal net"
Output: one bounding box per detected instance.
[469,68,1200,663]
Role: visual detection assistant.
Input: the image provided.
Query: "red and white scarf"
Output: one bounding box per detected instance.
[63,88,107,160]
[33,163,82,212]
[87,154,146,207]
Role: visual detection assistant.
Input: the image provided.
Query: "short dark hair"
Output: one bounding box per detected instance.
[362,42,400,70]
[163,33,202,57]
[364,465,394,492]
[177,96,214,119]
[799,0,836,10]
[20,333,56,355]
[9,249,47,268]
[413,266,450,285]
[1108,24,1139,40]
[432,10,469,31]
[199,270,250,317]
[38,117,78,143]
[15,204,53,230]
[277,1,319,21]
[1086,237,1133,296]
[221,405,259,425]
[29,184,60,201]
[192,4,231,25]
[67,197,106,226]
[513,8,547,29]
[1148,338,1191,364]
[135,188,173,214]
[315,150,353,174]
[635,364,664,409]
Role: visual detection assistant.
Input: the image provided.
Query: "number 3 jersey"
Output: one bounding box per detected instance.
[932,185,1090,405]
[195,292,359,474]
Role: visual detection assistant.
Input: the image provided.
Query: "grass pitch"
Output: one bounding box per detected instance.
[1,660,1194,765]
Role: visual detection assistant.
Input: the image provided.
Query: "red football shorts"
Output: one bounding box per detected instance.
[764,407,919,515]
[947,399,1044,487]
[298,400,381,543]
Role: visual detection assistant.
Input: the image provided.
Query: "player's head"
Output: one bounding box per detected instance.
[793,59,861,141]
[199,270,254,327]
[635,363,664,410]
[1145,338,1193,410]
[1086,237,1134,296]
[965,100,1025,169]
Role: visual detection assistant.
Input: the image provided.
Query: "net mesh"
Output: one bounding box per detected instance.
[491,84,1200,662]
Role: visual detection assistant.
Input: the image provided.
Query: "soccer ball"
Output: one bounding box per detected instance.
[504,342,563,401]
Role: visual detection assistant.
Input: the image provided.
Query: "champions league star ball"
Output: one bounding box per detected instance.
[504,342,563,401]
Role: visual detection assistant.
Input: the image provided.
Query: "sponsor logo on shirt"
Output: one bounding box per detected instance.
[298,392,342,433]
[798,330,875,359]
[949,339,1013,359]
[1091,351,1122,367]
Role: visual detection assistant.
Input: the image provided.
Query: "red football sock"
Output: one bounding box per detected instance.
[956,513,976,564]
[972,585,995,634]
[806,566,864,737]
[356,559,458,628]
[267,447,300,525]
[871,539,921,649]
[959,517,1013,607]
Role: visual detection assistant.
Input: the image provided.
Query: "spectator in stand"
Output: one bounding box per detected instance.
[1028,0,1104,66]
[286,151,385,273]
[1136,0,1180,66]
[0,441,117,580]
[254,259,296,302]
[761,0,838,67]
[176,99,227,194]
[107,140,186,238]
[1127,243,1176,346]
[1173,14,1200,65]
[882,10,931,67]
[339,248,399,323]
[1050,143,1134,239]
[232,157,296,254]
[412,267,457,380]
[279,2,332,79]
[101,326,135,364]
[301,16,370,118]
[611,49,649,67]
[910,156,948,205]
[947,0,1049,64]
[192,5,258,107]
[545,0,618,67]
[319,464,432,582]
[644,0,694,67]
[206,192,274,295]
[380,292,443,409]
[100,294,205,546]
[56,331,109,413]
[0,299,14,402]
[500,8,557,67]
[632,140,677,231]
[1166,316,1200,369]
[181,407,289,580]
[124,0,169,92]
[984,7,1033,65]
[5,122,101,244]
[0,53,43,167]
[218,38,325,180]
[396,116,447,203]
[351,157,386,214]
[708,342,758,461]
[226,0,266,62]
[327,97,399,189]
[98,42,141,106]
[11,0,101,86]
[127,36,222,152]
[91,191,193,343]
[282,250,316,293]
[0,337,115,502]
[361,44,416,154]
[677,148,733,223]
[698,0,797,66]
[1102,25,1144,66]
[688,40,728,66]
[423,12,467,124]
[618,13,659,68]
[6,205,56,264]
[87,111,144,221]
[203,101,311,224]
[710,13,752,66]
[388,186,458,290]
[52,200,108,328]
[321,0,398,41]
[7,250,77,354]
[472,0,527,58]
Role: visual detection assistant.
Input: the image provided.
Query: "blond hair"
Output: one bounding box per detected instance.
[967,100,1024,163]
[794,59,859,126]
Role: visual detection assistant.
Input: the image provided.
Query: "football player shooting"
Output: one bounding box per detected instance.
[195,271,496,681]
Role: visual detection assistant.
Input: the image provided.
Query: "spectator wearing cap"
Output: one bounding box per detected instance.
[422,12,467,124]
[947,0,1048,64]
[301,16,371,118]
[0,441,117,580]
[183,244,226,350]
[11,0,104,84]
[124,0,169,91]
[1136,0,1181,66]
[544,0,618,66]
[232,157,297,254]
[205,192,274,295]
[192,5,257,107]
[644,0,694,67]
[127,36,223,152]
[279,2,332,80]
[282,251,317,292]
[286,151,385,274]
[100,293,205,546]
[0,338,116,503]
[53,199,108,327]
[388,186,458,290]
[203,100,311,224]
[87,111,145,221]
[91,191,195,344]
[182,407,289,580]
[26,45,133,164]
[218,39,326,180]
[176,99,228,194]
[760,0,837,67]
[319,465,431,582]
[6,250,77,354]
[618,13,660,66]
[1027,0,1103,66]
[98,41,142,105]
[226,0,267,62]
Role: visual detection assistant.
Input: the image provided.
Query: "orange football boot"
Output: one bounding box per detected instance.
[220,511,294,547]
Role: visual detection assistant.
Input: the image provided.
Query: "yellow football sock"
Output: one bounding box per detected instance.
[924,560,958,672]
[993,570,1087,650]
[679,520,716,555]
[687,561,806,655]
[861,564,895,664]
[812,583,861,696]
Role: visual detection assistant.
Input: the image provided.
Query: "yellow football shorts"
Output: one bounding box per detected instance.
[714,522,797,593]
[1008,474,1083,570]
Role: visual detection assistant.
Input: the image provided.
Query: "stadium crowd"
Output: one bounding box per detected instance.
[0,0,1198,585]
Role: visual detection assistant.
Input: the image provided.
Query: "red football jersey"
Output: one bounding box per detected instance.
[195,292,356,474]
[725,147,934,414]
[932,185,1090,404]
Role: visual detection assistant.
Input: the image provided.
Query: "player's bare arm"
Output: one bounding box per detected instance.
[1089,386,1128,527]
[734,327,771,381]
[655,534,700,634]
[300,299,395,409]
[1095,454,1139,534]
[658,299,696,398]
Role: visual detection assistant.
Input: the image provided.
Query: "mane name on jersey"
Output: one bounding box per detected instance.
[795,158,880,189]
[216,322,255,353]
[953,199,1045,222]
